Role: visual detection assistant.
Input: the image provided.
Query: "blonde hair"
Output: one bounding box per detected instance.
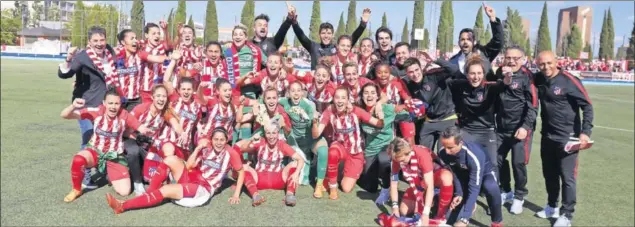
[232,24,248,36]
[387,137,412,158]
[464,54,485,74]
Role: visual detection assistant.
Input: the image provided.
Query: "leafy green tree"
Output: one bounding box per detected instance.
[423,28,430,49]
[204,0,219,42]
[31,0,43,27]
[1,9,21,44]
[345,0,357,35]
[335,12,345,38]
[70,0,86,47]
[401,18,409,43]
[240,0,255,38]
[188,15,194,27]
[381,12,388,28]
[473,6,484,43]
[606,8,615,59]
[598,10,608,59]
[565,24,582,59]
[411,0,425,48]
[626,23,635,69]
[309,0,321,41]
[130,0,145,39]
[535,2,552,55]
[175,0,187,26]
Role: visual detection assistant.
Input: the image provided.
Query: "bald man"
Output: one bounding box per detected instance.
[533,51,594,227]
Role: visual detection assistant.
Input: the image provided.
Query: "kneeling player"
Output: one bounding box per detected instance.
[239,123,305,207]
[387,138,454,226]
[105,128,245,213]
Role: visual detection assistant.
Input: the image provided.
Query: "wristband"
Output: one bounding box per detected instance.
[391,201,399,208]
[422,206,431,215]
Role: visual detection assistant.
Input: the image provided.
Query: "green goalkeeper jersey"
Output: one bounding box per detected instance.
[361,104,411,157]
[278,97,316,146]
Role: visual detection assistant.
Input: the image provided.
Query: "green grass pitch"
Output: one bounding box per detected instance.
[1,59,633,226]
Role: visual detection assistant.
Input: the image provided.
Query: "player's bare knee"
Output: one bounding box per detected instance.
[162,143,175,156]
[439,169,454,186]
[163,155,180,165]
[114,185,131,196]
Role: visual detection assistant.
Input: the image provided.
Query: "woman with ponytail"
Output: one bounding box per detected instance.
[106,128,245,213]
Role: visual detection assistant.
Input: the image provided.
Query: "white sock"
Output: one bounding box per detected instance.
[134,182,146,192]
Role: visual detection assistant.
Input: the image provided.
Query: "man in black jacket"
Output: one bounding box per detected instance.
[58,26,116,189]
[252,12,292,57]
[403,57,458,152]
[449,3,503,79]
[291,5,371,70]
[493,46,538,214]
[533,51,594,227]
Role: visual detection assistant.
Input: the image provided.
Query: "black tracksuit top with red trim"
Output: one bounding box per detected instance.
[450,80,506,130]
[493,66,539,134]
[534,70,594,143]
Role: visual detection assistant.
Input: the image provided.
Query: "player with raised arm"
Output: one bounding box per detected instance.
[60,89,152,202]
[106,128,245,213]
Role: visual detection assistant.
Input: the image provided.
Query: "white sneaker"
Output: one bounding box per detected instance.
[81,168,97,190]
[509,199,524,214]
[536,205,560,219]
[375,188,390,205]
[133,182,146,196]
[553,215,572,227]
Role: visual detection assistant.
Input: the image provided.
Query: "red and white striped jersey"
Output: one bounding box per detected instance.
[159,95,202,148]
[200,58,229,98]
[330,54,358,85]
[197,99,236,141]
[141,42,166,92]
[78,106,141,154]
[319,106,373,155]
[391,146,434,190]
[250,140,296,173]
[177,44,203,70]
[250,70,313,96]
[131,103,176,140]
[115,51,150,99]
[358,57,373,76]
[198,144,243,192]
[306,81,336,112]
[380,77,411,104]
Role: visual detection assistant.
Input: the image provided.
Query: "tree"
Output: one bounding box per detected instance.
[598,10,608,59]
[70,0,86,47]
[188,15,195,27]
[1,9,21,44]
[381,12,388,28]
[294,35,301,47]
[309,0,321,42]
[31,0,43,27]
[566,24,582,59]
[106,5,119,45]
[175,0,187,27]
[15,1,29,29]
[606,8,615,59]
[436,0,454,53]
[401,18,409,43]
[48,3,60,21]
[582,43,592,62]
[423,28,430,49]
[616,46,627,60]
[626,23,635,69]
[524,38,531,58]
[240,0,255,38]
[345,0,357,35]
[130,0,145,40]
[411,0,425,49]
[167,8,175,41]
[335,12,346,39]
[204,0,219,42]
[504,8,527,49]
[535,2,552,55]
[483,24,492,44]
[473,6,484,44]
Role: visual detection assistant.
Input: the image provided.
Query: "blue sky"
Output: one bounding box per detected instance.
[115,1,634,54]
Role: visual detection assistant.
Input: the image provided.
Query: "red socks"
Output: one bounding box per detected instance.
[435,185,454,219]
[326,147,341,186]
[71,155,87,191]
[286,168,298,195]
[244,171,259,196]
[147,162,169,192]
[122,189,164,211]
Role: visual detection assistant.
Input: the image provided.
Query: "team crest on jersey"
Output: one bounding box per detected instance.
[117,66,139,75]
[263,44,268,50]
[95,128,119,138]
[331,48,337,54]
[180,110,197,121]
[553,86,562,95]
[477,92,484,102]
[423,84,431,91]
[510,82,519,89]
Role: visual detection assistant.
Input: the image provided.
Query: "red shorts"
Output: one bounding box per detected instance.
[403,169,447,201]
[86,148,129,182]
[140,91,153,104]
[142,142,187,182]
[398,122,416,139]
[150,141,187,160]
[256,171,285,190]
[175,166,211,197]
[330,142,365,179]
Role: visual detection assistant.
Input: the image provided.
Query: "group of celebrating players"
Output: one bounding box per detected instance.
[56,2,594,227]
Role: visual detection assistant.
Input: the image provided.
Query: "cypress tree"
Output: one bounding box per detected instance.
[436,0,448,53]
[175,0,186,26]
[401,18,409,43]
[381,12,388,28]
[309,0,321,42]
[345,0,357,35]
[167,8,174,41]
[130,0,144,39]
[411,0,425,49]
[599,10,608,59]
[535,2,552,55]
[240,0,255,38]
[606,8,615,59]
[294,35,301,47]
[626,23,635,69]
[188,15,194,27]
[204,0,219,42]
[566,24,582,59]
[483,24,492,44]
[583,43,592,62]
[335,12,345,39]
[473,6,484,44]
[423,28,430,49]
[446,0,454,52]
